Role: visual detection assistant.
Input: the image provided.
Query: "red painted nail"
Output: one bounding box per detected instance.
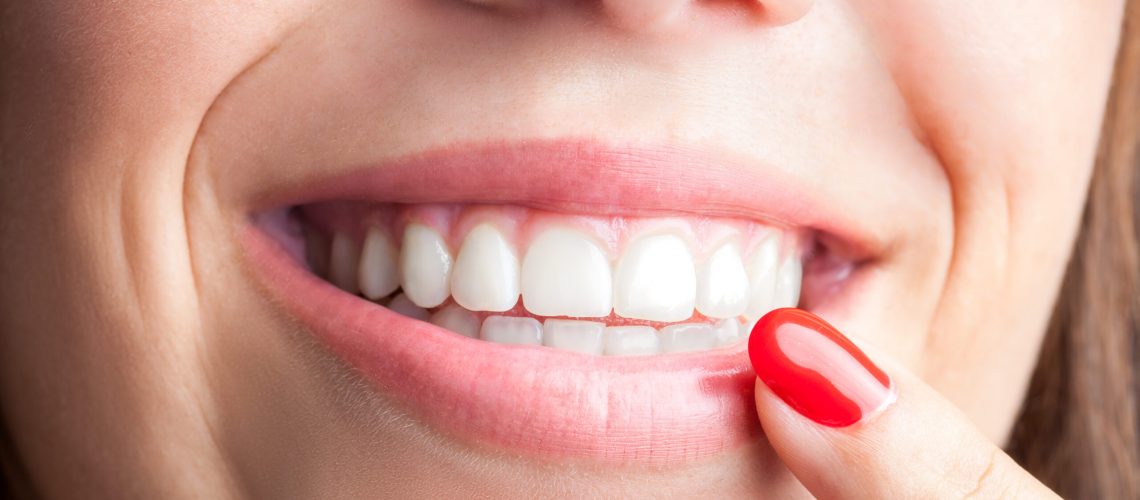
[748,308,893,427]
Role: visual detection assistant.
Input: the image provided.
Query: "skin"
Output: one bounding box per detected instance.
[0,0,1123,498]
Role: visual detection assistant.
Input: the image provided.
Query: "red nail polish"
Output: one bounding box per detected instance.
[748,308,893,427]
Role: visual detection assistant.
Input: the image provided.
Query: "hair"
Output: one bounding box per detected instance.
[1005,2,1140,498]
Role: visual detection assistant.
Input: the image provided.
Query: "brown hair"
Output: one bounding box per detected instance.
[1006,2,1140,498]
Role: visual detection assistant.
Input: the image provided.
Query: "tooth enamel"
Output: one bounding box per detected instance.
[542,319,605,355]
[451,224,521,312]
[744,236,780,319]
[658,323,719,353]
[773,256,803,308]
[358,227,400,300]
[521,228,613,318]
[613,234,697,322]
[429,304,480,338]
[329,232,361,293]
[386,293,430,321]
[480,315,542,346]
[696,243,750,319]
[603,326,660,356]
[715,318,743,346]
[399,223,453,308]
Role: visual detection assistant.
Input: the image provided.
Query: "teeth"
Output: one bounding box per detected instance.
[613,234,697,322]
[658,323,719,353]
[773,256,802,308]
[451,224,520,312]
[715,318,743,346]
[744,236,780,319]
[542,319,605,355]
[696,243,750,319]
[480,315,542,345]
[429,304,480,338]
[603,326,660,356]
[399,224,453,308]
[387,293,430,321]
[521,228,613,318]
[358,227,400,300]
[329,232,361,293]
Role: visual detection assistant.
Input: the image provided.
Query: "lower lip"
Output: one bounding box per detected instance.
[244,226,761,466]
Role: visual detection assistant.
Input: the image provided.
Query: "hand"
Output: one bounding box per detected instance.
[749,308,1058,499]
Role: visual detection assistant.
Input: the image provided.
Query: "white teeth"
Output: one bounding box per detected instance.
[773,256,802,308]
[603,326,660,356]
[658,323,719,353]
[715,318,743,346]
[429,304,480,338]
[480,315,542,345]
[744,236,780,319]
[387,293,430,321]
[329,232,361,293]
[358,227,400,300]
[399,224,453,308]
[613,234,697,322]
[696,243,750,319]
[542,319,605,355]
[521,228,613,318]
[451,224,520,312]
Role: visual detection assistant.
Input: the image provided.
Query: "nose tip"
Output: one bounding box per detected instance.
[602,0,814,32]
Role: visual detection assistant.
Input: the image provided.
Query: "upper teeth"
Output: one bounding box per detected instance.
[312,205,804,355]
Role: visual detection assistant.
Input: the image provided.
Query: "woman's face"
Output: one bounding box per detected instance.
[0,1,1123,497]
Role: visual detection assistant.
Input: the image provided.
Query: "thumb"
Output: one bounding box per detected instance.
[748,308,1057,500]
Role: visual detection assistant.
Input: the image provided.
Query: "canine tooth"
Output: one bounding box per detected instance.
[522,228,613,318]
[480,316,542,346]
[658,323,718,353]
[387,293,430,321]
[542,319,605,355]
[329,232,361,293]
[613,234,696,322]
[745,236,779,319]
[603,326,660,356]
[715,318,743,346]
[400,224,452,308]
[359,227,400,300]
[429,305,480,338]
[452,224,520,312]
[773,256,802,308]
[696,243,749,319]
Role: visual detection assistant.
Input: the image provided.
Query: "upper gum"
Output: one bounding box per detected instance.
[304,202,806,262]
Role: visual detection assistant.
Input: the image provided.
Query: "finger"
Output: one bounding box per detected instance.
[748,308,1058,500]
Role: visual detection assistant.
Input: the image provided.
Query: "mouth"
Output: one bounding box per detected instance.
[242,140,868,466]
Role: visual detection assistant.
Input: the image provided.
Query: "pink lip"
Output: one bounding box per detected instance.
[242,140,867,466]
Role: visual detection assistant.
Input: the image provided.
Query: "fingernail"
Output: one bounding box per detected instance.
[748,308,893,427]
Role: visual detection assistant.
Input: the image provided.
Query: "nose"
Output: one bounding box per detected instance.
[601,0,814,31]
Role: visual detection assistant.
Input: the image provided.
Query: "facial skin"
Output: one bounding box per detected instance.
[0,0,1123,498]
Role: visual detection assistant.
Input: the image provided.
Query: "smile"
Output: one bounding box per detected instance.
[243,140,866,466]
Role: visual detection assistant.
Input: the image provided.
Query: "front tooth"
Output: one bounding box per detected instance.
[480,315,542,345]
[715,318,742,346]
[603,326,660,356]
[613,234,696,322]
[386,293,430,321]
[658,323,718,353]
[744,236,779,319]
[358,227,400,300]
[429,305,480,338]
[329,232,361,293]
[542,319,605,355]
[521,228,613,317]
[773,256,802,308]
[696,243,749,319]
[400,223,453,308]
[451,224,520,312]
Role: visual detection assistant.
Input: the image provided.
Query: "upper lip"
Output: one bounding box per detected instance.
[242,138,873,466]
